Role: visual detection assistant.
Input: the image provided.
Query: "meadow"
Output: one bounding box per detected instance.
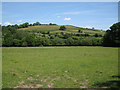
[2,47,119,88]
[18,25,105,36]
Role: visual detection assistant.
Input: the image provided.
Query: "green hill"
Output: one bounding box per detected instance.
[3,24,105,47]
[18,25,105,36]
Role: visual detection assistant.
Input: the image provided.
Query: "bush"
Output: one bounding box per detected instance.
[59,26,66,30]
[78,30,83,33]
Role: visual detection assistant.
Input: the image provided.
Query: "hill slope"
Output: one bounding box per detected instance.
[18,25,105,36]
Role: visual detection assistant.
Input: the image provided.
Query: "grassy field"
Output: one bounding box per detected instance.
[18,25,105,35]
[2,47,119,88]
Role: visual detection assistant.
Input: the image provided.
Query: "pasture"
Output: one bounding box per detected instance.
[18,25,105,36]
[2,47,118,88]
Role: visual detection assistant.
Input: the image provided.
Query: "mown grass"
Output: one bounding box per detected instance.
[2,47,118,88]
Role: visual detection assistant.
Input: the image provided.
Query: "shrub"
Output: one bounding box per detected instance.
[59,26,66,30]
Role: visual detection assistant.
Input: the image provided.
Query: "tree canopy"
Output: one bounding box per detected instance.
[103,22,120,47]
[59,26,66,30]
[2,22,120,47]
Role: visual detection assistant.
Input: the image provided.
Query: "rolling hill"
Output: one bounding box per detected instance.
[18,25,105,36]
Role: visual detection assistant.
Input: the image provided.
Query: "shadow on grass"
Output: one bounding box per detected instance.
[93,75,120,89]
[111,75,120,78]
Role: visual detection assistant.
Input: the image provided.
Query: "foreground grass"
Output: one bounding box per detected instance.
[2,47,119,88]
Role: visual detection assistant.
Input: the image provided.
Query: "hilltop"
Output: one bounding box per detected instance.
[2,22,106,47]
[18,25,105,36]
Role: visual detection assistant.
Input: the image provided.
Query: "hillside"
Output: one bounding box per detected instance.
[2,24,106,47]
[18,25,105,36]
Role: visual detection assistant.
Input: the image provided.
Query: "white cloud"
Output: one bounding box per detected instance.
[4,22,12,25]
[17,20,22,22]
[57,16,61,18]
[64,18,71,21]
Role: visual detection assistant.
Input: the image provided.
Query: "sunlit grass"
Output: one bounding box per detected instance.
[2,47,118,88]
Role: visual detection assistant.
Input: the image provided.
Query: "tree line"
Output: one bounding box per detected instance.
[2,22,120,47]
[2,22,57,29]
[103,22,120,47]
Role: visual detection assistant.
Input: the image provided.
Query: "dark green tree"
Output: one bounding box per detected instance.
[33,22,41,26]
[65,37,74,45]
[29,24,33,26]
[13,39,21,46]
[78,30,82,33]
[103,22,120,47]
[59,26,66,30]
[94,33,99,37]
[49,23,52,25]
[20,22,29,28]
[14,24,19,29]
[51,37,65,45]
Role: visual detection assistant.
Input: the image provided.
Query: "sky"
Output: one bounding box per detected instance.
[2,2,118,30]
[2,0,120,2]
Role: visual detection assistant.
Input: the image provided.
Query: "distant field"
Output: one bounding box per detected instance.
[2,47,118,88]
[18,25,105,35]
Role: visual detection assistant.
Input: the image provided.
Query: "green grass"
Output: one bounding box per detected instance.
[18,25,105,35]
[2,47,118,88]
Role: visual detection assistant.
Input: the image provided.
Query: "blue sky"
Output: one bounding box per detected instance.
[2,2,118,30]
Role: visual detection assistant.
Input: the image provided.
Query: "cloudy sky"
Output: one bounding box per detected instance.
[2,2,118,30]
